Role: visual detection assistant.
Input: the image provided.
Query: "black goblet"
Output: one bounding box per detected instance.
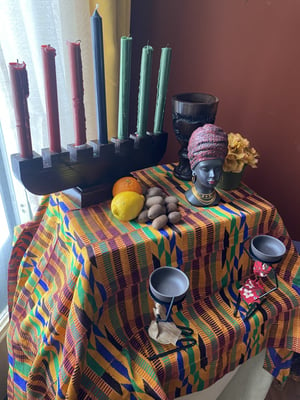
[171,92,219,181]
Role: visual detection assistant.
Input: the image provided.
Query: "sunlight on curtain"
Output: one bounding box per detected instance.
[0,0,94,315]
[0,0,95,221]
[89,0,131,139]
[0,0,132,314]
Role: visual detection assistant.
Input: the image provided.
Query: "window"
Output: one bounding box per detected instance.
[0,123,20,312]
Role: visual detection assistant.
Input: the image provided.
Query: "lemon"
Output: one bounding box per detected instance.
[111,191,145,221]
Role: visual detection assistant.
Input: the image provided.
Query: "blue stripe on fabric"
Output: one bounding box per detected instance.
[239,212,246,229]
[78,252,85,265]
[65,231,76,240]
[95,337,115,363]
[34,265,41,278]
[88,267,95,291]
[161,229,169,239]
[35,308,45,325]
[161,164,172,172]
[59,201,69,213]
[177,351,184,380]
[38,279,48,291]
[93,323,105,338]
[111,359,130,380]
[219,204,240,216]
[14,372,27,391]
[72,243,78,258]
[243,224,249,241]
[96,281,107,302]
[43,333,61,353]
[268,347,292,376]
[170,232,176,252]
[8,354,14,366]
[176,246,183,265]
[234,256,239,269]
[186,383,193,394]
[64,215,70,229]
[292,284,300,295]
[49,196,57,207]
[57,375,64,398]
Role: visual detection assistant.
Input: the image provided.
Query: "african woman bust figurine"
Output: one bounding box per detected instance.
[185,124,228,207]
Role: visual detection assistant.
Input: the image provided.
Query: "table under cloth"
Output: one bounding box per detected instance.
[6,163,300,399]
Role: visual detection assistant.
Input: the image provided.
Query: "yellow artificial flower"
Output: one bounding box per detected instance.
[223,132,259,173]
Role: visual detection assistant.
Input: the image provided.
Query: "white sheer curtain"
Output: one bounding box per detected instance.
[0,0,96,218]
[0,0,96,313]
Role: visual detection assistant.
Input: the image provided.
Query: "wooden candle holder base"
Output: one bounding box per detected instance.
[11,131,168,207]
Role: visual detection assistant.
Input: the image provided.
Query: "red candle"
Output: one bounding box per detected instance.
[9,62,33,159]
[67,41,86,146]
[41,45,61,153]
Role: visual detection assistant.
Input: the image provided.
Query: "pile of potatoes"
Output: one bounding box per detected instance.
[137,186,181,230]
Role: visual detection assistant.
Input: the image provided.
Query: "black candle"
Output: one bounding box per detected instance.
[90,6,108,145]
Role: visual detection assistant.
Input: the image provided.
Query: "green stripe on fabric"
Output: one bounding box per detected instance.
[176,313,196,375]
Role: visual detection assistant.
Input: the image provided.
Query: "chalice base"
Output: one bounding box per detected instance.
[173,147,192,181]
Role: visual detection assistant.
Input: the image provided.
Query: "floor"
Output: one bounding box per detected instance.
[266,377,300,400]
[178,350,300,400]
[178,349,274,400]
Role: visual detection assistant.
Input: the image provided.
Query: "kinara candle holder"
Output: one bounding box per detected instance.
[11,131,168,208]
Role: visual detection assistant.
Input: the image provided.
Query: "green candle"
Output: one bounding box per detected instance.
[136,45,153,136]
[118,36,132,140]
[153,47,172,134]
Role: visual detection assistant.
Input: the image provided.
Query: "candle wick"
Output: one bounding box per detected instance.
[76,39,81,43]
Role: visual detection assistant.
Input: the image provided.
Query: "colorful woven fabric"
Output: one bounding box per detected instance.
[7,164,300,399]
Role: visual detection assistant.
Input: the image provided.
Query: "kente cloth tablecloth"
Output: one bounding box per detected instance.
[7,164,300,399]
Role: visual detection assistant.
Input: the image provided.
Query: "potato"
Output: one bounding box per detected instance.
[145,195,164,208]
[146,187,163,197]
[166,202,178,213]
[168,211,181,224]
[148,204,166,219]
[152,214,168,230]
[137,209,149,223]
[164,195,179,204]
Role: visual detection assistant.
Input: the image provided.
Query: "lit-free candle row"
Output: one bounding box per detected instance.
[9,41,87,159]
[9,5,172,159]
[119,41,172,139]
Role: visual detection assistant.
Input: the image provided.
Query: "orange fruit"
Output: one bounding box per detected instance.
[112,176,143,197]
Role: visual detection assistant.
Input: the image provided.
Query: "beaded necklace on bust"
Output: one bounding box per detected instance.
[191,186,217,206]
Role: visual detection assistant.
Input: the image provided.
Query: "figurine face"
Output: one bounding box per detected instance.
[194,159,223,189]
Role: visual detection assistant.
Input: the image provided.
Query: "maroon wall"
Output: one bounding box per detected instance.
[130,0,300,239]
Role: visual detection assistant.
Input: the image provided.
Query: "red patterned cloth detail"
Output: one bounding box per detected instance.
[239,278,264,304]
[253,261,272,277]
[187,124,228,169]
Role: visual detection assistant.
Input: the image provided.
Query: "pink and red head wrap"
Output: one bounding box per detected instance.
[188,124,228,170]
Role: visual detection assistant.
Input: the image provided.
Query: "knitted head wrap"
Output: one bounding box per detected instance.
[188,124,228,170]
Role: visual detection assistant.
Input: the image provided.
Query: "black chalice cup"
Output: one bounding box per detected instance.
[172,92,219,181]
